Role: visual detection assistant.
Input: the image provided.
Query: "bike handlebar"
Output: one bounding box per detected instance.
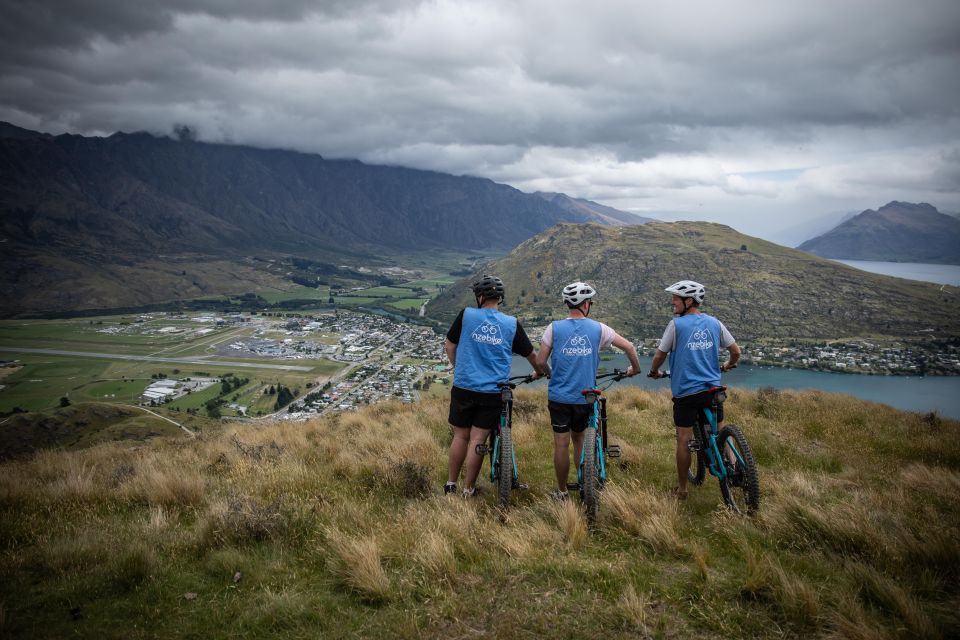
[596,368,629,381]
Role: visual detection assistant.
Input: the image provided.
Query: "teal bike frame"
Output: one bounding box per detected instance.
[574,370,625,522]
[695,388,747,481]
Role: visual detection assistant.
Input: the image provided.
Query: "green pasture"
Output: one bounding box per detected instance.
[75,379,150,403]
[331,296,381,305]
[339,286,414,298]
[0,347,338,413]
[253,286,330,303]
[164,383,228,412]
[386,298,428,311]
[0,355,112,412]
[398,277,457,289]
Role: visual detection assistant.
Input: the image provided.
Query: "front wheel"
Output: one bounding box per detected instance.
[496,426,513,509]
[717,425,760,514]
[581,429,601,523]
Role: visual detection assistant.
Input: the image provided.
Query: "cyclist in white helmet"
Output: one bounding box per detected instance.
[536,281,641,501]
[648,280,740,500]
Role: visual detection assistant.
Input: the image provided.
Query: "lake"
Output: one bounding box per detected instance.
[831,260,960,286]
[512,354,960,420]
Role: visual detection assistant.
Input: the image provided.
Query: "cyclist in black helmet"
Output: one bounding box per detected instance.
[443,275,547,497]
[648,280,740,500]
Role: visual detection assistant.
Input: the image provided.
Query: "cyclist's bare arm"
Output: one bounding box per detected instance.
[721,343,741,372]
[611,334,641,376]
[527,347,550,379]
[444,338,457,368]
[648,349,669,378]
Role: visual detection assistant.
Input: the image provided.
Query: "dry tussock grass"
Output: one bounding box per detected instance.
[411,529,457,579]
[761,493,882,557]
[740,543,820,626]
[900,463,960,500]
[197,494,285,547]
[397,499,481,562]
[40,529,110,575]
[315,409,442,480]
[612,386,664,413]
[617,584,652,630]
[324,528,391,601]
[600,482,684,555]
[845,562,940,640]
[121,453,205,506]
[549,500,587,550]
[825,592,900,640]
[1,385,957,638]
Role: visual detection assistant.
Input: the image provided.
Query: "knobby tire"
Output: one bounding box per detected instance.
[688,450,706,486]
[497,426,513,509]
[582,428,600,524]
[717,425,760,514]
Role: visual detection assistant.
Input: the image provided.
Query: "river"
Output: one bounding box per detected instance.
[512,354,960,419]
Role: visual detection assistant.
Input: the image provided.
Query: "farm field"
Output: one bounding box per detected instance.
[0,315,346,414]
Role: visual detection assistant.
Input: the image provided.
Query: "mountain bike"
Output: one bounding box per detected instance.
[650,373,760,514]
[568,369,627,523]
[475,375,534,509]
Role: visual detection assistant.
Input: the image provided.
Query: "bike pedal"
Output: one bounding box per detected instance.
[474,444,490,456]
[513,481,529,491]
[605,445,621,458]
[566,482,581,491]
[687,440,701,452]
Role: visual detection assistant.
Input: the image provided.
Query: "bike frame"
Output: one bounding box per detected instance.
[697,392,748,481]
[577,390,608,486]
[576,371,624,487]
[489,382,521,485]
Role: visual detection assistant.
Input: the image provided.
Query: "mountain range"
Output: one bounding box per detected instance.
[798,201,960,264]
[427,222,960,341]
[0,122,644,316]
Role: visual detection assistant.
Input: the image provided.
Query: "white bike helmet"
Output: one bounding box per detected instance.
[665,280,705,304]
[562,281,597,307]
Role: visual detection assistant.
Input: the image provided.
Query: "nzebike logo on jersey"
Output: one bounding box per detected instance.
[471,321,504,345]
[560,334,594,357]
[686,327,714,351]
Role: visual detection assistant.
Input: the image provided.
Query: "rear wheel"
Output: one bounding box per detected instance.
[717,425,760,514]
[581,428,600,523]
[496,426,513,509]
[688,450,706,486]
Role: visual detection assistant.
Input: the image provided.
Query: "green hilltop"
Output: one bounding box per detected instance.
[427,221,960,342]
[1,388,957,638]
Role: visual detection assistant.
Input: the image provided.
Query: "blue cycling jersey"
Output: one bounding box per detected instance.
[453,307,518,393]
[669,314,722,398]
[548,318,602,404]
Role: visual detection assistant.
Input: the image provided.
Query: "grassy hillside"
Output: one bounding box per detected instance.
[426,221,960,342]
[1,388,958,638]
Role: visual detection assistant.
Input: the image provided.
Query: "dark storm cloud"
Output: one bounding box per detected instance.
[1,0,958,238]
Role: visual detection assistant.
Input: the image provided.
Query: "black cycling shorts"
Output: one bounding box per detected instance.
[672,389,724,428]
[548,400,593,434]
[448,386,502,430]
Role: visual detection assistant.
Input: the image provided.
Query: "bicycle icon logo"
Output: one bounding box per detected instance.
[561,334,593,356]
[481,325,499,335]
[692,328,709,341]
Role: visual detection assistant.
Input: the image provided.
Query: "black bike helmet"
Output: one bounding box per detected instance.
[471,274,505,300]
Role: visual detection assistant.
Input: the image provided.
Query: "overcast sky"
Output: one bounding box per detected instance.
[1,0,958,244]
